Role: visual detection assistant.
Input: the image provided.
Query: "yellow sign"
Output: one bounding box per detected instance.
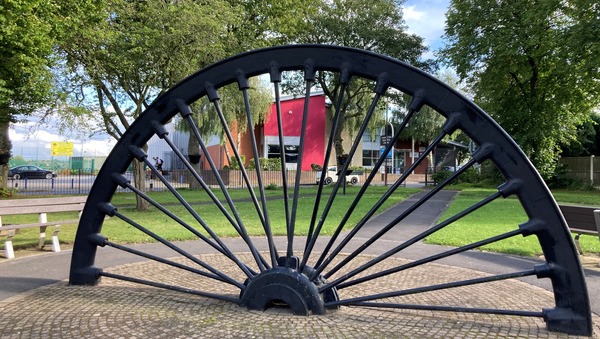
[51,141,74,156]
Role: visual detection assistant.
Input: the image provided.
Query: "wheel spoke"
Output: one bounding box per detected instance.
[326,269,538,306]
[161,107,270,271]
[317,189,504,289]
[308,100,420,272]
[99,271,240,304]
[313,129,452,279]
[341,302,544,318]
[235,73,279,268]
[331,228,525,291]
[302,75,388,270]
[98,202,246,290]
[270,67,292,264]
[287,66,315,266]
[111,172,255,278]
[303,70,351,259]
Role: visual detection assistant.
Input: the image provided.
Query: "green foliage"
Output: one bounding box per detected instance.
[265,183,278,190]
[57,0,241,140]
[0,0,101,187]
[247,157,282,171]
[433,165,498,186]
[227,155,246,170]
[311,163,323,171]
[440,1,600,178]
[432,170,452,185]
[545,164,594,190]
[560,112,600,157]
[0,0,60,121]
[285,0,430,158]
[0,187,16,198]
[348,166,365,173]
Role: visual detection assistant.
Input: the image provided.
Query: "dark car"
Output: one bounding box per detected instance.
[8,165,57,180]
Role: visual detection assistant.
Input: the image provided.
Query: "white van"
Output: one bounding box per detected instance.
[315,166,361,185]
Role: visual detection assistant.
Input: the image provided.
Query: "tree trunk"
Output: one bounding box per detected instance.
[133,159,149,211]
[187,134,202,189]
[0,120,11,190]
[333,110,347,164]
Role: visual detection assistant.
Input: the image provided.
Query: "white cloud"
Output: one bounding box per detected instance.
[403,0,450,53]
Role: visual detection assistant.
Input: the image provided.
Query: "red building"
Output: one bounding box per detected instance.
[203,93,432,174]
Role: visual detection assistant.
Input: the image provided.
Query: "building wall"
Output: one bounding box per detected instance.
[263,95,326,171]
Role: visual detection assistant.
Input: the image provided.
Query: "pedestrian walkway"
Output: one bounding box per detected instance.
[0,189,599,337]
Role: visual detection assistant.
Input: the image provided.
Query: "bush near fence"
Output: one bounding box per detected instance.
[558,156,599,187]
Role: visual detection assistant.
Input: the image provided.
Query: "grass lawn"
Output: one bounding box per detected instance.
[1,185,420,251]
[424,186,600,256]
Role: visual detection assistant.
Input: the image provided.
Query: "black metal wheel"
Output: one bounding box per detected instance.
[69,45,591,335]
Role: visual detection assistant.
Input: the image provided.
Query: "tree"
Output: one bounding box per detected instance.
[0,1,100,189]
[396,69,470,170]
[287,0,431,161]
[225,0,320,48]
[56,0,241,210]
[1,1,57,188]
[439,0,600,177]
[560,112,600,157]
[177,79,272,189]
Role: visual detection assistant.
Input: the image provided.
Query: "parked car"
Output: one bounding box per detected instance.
[316,166,361,185]
[8,165,57,180]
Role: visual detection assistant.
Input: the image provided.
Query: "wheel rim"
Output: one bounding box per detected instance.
[13,174,20,180]
[69,45,592,335]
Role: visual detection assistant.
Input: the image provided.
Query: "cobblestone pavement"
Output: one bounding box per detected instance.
[1,252,598,338]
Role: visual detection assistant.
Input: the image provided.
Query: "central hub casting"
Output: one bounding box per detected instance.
[240,256,339,315]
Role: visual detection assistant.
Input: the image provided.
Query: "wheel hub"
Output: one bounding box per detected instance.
[240,256,339,315]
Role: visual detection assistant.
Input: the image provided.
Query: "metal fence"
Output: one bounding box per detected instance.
[6,169,432,195]
[558,156,599,186]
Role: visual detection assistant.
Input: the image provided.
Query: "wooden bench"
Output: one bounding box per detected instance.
[0,196,87,259]
[558,204,600,255]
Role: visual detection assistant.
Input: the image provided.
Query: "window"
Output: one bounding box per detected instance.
[267,144,299,163]
[362,149,379,167]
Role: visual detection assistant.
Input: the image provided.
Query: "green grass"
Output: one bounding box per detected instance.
[3,185,598,258]
[424,187,600,256]
[2,186,420,251]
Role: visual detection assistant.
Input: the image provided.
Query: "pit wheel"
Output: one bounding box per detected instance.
[69,45,592,335]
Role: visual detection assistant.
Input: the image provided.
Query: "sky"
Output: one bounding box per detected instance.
[9,0,450,161]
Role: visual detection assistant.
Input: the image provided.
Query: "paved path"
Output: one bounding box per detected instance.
[1,189,599,337]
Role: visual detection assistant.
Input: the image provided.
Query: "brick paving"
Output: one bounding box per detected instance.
[1,252,598,338]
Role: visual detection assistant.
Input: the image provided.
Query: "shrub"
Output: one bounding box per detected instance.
[228,155,246,170]
[0,187,16,198]
[546,164,593,190]
[311,163,322,171]
[432,170,453,184]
